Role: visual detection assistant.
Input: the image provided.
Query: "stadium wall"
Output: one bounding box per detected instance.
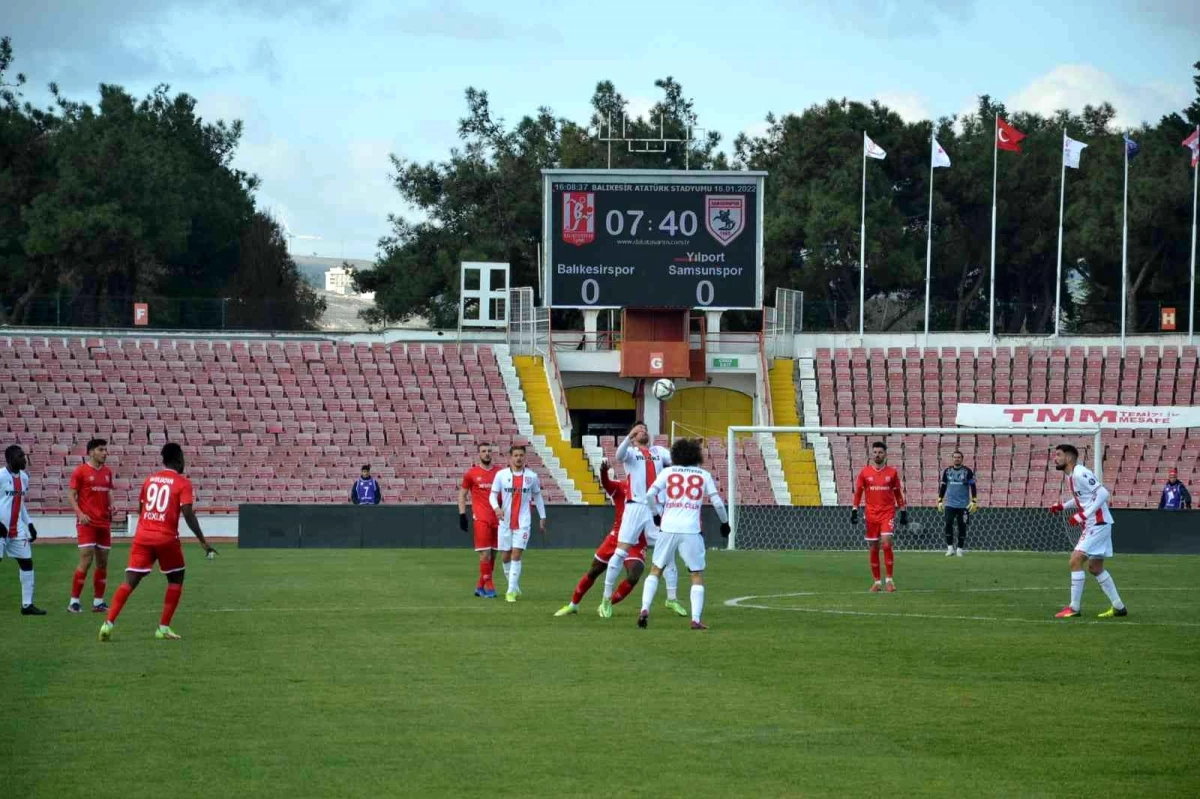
[235,506,1199,553]
[237,505,730,549]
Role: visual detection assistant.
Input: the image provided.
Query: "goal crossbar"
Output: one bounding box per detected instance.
[725,426,1103,550]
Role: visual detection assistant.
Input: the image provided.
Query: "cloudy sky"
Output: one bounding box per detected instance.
[5,0,1197,260]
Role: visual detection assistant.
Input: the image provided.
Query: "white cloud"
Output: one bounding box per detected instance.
[1008,64,1189,129]
[875,92,932,122]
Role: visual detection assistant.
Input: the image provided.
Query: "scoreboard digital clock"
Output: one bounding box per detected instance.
[542,170,766,310]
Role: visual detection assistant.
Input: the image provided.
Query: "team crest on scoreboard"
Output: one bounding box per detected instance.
[562,192,595,246]
[704,195,745,246]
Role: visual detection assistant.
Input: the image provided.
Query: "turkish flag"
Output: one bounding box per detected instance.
[996,117,1026,153]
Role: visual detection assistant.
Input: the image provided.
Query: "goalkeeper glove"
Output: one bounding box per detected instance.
[1068,511,1086,528]
[850,508,859,525]
[936,501,944,513]
[1049,502,1064,515]
[898,509,909,527]
[968,500,978,514]
[458,513,468,532]
[719,522,731,538]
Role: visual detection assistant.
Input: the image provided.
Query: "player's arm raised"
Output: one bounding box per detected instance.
[615,429,636,464]
[599,459,619,496]
[705,473,731,537]
[532,475,547,533]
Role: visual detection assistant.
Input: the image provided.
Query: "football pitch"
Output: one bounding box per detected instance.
[3,545,1198,798]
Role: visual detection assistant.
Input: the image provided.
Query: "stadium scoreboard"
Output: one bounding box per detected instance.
[542,170,766,310]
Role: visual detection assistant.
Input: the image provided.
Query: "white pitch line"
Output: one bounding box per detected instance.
[724,588,1200,629]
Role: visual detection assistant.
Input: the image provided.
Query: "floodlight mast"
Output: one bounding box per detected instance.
[595,112,703,170]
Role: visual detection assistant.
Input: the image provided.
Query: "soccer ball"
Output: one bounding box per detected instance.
[651,379,676,401]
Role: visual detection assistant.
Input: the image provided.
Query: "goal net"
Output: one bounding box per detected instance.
[726,426,1103,552]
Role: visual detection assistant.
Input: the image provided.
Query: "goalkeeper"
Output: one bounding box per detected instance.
[937,451,977,556]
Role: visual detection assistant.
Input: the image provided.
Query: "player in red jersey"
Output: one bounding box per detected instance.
[67,438,114,613]
[459,442,501,598]
[98,443,216,641]
[553,459,648,616]
[851,441,907,592]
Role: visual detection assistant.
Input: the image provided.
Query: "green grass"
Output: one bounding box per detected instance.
[3,545,1198,798]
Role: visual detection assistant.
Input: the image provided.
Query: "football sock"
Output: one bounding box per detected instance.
[72,568,87,602]
[1070,570,1085,611]
[19,569,34,607]
[883,546,894,578]
[1094,570,1125,610]
[602,549,629,599]
[869,548,881,581]
[663,560,679,600]
[502,561,512,584]
[160,583,182,627]
[640,574,660,613]
[485,560,495,588]
[508,561,522,594]
[107,583,133,623]
[94,567,107,600]
[572,573,597,604]
[477,560,489,589]
[690,584,705,623]
[611,579,633,605]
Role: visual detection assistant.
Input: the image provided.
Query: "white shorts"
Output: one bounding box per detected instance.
[498,526,531,552]
[0,537,32,560]
[618,502,658,546]
[652,533,706,573]
[1074,524,1113,559]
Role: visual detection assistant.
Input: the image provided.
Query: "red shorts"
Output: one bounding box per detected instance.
[594,532,647,565]
[473,520,499,551]
[865,514,895,541]
[126,540,186,574]
[77,524,112,549]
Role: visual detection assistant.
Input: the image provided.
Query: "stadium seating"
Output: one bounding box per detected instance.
[814,345,1200,508]
[0,337,569,512]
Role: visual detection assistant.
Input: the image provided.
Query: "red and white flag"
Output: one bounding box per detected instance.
[864,132,887,160]
[996,117,1026,153]
[932,138,951,168]
[1183,127,1200,167]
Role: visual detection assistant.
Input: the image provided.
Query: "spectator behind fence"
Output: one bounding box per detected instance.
[350,465,382,505]
[1159,468,1191,510]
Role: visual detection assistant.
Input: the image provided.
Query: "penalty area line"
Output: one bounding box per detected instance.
[724,590,1200,629]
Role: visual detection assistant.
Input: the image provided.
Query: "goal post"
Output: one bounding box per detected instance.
[725,426,1104,552]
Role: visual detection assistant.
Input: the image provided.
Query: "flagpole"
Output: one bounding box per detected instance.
[924,130,935,349]
[1190,125,1198,344]
[1054,130,1067,337]
[989,113,998,340]
[1121,135,1129,353]
[859,132,867,339]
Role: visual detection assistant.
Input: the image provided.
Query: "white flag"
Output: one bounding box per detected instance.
[864,132,887,160]
[1063,134,1088,169]
[932,138,951,168]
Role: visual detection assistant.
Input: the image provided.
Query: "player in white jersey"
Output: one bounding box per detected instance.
[1049,443,1126,619]
[636,438,730,630]
[0,445,45,615]
[598,422,684,619]
[489,445,547,603]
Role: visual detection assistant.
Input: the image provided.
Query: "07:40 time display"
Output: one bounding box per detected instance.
[604,209,699,238]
